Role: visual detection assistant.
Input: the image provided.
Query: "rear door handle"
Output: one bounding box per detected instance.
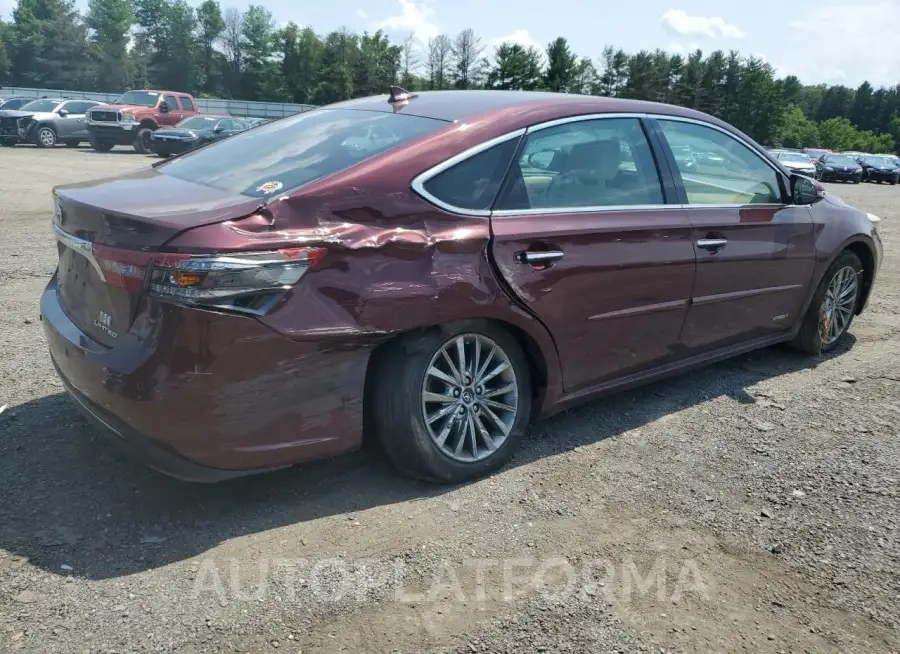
[696,238,727,252]
[515,250,565,265]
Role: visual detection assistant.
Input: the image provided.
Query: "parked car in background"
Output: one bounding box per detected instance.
[857,155,900,184]
[815,153,863,183]
[86,89,200,153]
[883,154,900,169]
[803,147,831,163]
[42,90,882,484]
[0,98,100,148]
[775,151,817,177]
[150,115,250,157]
[0,97,32,111]
[670,143,698,172]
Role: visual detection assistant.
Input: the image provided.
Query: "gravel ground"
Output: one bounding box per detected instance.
[1,145,898,654]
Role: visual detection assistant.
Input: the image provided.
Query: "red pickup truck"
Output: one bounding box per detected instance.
[86,89,201,153]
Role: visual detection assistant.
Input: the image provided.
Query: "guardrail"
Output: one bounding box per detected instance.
[0,87,317,118]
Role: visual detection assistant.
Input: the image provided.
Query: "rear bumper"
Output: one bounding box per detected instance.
[41,274,372,480]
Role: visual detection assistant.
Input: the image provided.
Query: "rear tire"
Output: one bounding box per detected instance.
[790,251,863,355]
[63,140,80,148]
[371,320,532,483]
[133,127,154,154]
[35,126,57,148]
[0,138,16,147]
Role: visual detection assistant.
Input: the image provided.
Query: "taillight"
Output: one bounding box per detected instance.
[147,247,326,315]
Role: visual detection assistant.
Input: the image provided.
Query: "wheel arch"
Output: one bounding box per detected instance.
[843,239,876,314]
[361,317,553,448]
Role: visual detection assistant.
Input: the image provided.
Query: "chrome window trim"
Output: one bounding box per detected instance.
[410,110,789,217]
[522,112,650,134]
[492,204,676,217]
[409,128,526,217]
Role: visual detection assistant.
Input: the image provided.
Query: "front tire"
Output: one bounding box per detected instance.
[89,137,115,152]
[133,127,154,154]
[35,126,57,148]
[791,251,863,355]
[372,320,532,483]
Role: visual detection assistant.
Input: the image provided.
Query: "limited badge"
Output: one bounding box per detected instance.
[256,180,283,194]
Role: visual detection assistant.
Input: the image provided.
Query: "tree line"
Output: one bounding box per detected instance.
[1,0,897,152]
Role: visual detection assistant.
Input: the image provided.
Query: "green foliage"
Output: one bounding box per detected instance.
[487,43,543,90]
[0,9,897,153]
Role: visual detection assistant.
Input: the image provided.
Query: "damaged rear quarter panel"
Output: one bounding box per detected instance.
[162,119,565,415]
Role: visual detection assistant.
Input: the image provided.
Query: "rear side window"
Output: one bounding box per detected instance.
[421,138,520,212]
[495,117,664,211]
[159,109,445,198]
[179,96,196,112]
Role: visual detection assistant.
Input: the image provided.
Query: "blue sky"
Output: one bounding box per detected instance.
[7,0,900,88]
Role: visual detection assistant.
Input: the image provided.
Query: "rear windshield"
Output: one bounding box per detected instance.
[114,91,160,107]
[159,109,445,197]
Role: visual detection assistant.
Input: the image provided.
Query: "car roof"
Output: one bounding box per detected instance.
[327,90,722,125]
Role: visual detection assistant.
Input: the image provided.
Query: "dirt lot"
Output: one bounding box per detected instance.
[0,145,898,654]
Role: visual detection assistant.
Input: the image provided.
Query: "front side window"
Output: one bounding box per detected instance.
[160,109,445,198]
[63,101,96,114]
[659,120,782,205]
[421,138,520,211]
[496,117,664,210]
[162,95,178,112]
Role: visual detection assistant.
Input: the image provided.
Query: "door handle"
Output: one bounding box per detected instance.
[515,250,565,265]
[696,238,727,252]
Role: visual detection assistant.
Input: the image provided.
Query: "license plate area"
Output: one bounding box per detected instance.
[57,244,136,348]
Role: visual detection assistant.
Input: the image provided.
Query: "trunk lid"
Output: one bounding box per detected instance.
[53,168,263,347]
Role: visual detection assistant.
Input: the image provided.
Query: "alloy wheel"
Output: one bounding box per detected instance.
[421,333,519,463]
[38,128,55,147]
[819,266,859,346]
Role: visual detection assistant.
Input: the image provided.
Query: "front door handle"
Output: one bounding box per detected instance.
[515,250,565,265]
[696,238,727,252]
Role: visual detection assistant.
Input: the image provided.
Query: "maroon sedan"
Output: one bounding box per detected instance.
[42,89,883,483]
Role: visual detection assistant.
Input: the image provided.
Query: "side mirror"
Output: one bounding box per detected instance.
[159,103,170,114]
[57,109,69,117]
[791,174,824,205]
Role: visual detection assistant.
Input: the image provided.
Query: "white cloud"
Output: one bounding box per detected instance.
[356,8,368,19]
[781,1,900,87]
[376,0,438,45]
[661,9,745,39]
[488,28,542,51]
